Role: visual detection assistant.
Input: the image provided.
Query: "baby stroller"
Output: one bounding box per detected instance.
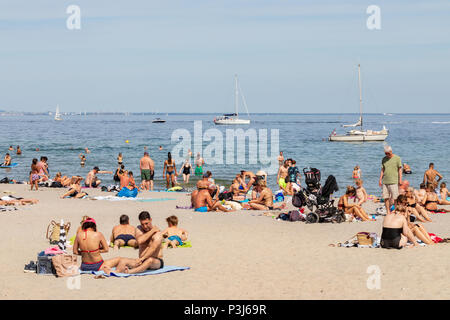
[292,168,345,223]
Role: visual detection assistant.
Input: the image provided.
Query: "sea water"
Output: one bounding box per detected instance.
[1,113,449,196]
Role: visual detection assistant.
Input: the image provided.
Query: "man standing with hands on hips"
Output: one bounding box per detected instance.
[379,145,402,215]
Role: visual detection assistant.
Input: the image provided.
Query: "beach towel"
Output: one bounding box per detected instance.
[163,240,192,248]
[176,205,193,209]
[80,266,190,277]
[429,233,443,243]
[0,206,18,212]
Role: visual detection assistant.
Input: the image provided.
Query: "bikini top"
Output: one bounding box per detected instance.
[79,230,100,253]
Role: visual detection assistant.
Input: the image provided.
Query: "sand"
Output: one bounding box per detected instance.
[1,184,450,300]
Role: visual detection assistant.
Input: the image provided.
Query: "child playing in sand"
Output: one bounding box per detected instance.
[355,179,368,205]
[161,215,188,249]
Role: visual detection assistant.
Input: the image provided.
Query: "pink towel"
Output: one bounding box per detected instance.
[44,246,65,255]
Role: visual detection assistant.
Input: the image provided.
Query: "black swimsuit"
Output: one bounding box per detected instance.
[380,227,403,249]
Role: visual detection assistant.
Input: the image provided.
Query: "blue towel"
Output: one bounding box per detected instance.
[80,265,189,277]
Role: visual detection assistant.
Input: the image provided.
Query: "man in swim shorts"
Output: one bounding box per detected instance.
[140,152,154,191]
[194,181,232,212]
[379,145,402,215]
[277,160,290,189]
[423,163,442,190]
[85,167,112,188]
[116,211,164,274]
[111,215,138,249]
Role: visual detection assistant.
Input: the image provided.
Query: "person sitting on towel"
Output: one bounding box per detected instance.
[161,215,188,249]
[111,214,138,249]
[194,181,232,212]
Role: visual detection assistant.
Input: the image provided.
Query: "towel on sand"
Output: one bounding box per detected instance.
[163,240,192,248]
[80,266,190,277]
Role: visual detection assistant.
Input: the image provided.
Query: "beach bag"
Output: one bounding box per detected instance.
[51,254,79,277]
[356,232,374,246]
[46,220,71,245]
[288,210,302,221]
[292,191,306,208]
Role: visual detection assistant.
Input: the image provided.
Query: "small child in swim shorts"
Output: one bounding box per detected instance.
[161,215,188,249]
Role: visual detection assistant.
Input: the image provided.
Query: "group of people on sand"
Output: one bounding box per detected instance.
[73,211,188,274]
[191,168,287,212]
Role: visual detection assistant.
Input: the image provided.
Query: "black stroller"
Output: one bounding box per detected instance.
[292,167,345,223]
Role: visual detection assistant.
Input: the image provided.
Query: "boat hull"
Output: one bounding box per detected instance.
[329,133,388,142]
[214,119,250,125]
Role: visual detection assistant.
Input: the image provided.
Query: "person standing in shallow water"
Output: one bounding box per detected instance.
[163,152,177,189]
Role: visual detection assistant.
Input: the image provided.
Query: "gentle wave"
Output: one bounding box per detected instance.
[432,121,450,124]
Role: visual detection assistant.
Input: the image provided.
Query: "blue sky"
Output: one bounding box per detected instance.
[0,0,449,113]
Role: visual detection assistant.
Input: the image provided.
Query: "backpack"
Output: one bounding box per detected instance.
[0,177,10,184]
[288,210,302,221]
[292,191,306,208]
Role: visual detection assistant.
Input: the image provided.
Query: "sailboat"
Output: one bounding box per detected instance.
[213,74,250,125]
[54,105,62,121]
[329,64,388,142]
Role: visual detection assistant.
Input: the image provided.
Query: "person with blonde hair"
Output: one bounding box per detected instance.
[337,186,371,221]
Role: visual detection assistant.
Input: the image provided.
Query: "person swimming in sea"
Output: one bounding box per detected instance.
[2,153,11,166]
[161,215,188,249]
[79,153,86,167]
[16,146,22,155]
[194,153,204,176]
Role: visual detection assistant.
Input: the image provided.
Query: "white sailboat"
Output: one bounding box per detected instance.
[214,74,250,125]
[54,105,62,121]
[329,64,388,142]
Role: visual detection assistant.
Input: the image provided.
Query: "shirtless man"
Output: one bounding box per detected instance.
[117,170,130,190]
[277,160,290,189]
[116,211,164,273]
[277,151,284,167]
[230,175,246,201]
[194,181,232,212]
[423,163,442,189]
[140,152,154,191]
[249,179,286,210]
[110,215,138,249]
[85,166,112,188]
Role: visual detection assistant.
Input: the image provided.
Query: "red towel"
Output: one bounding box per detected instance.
[429,233,443,243]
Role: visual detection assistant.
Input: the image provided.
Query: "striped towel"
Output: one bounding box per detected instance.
[58,219,66,251]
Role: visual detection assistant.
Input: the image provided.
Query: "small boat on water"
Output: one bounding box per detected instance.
[54,105,62,121]
[152,118,166,123]
[214,74,251,125]
[329,64,388,142]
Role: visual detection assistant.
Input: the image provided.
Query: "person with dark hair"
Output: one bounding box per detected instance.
[30,158,40,190]
[16,146,21,155]
[162,215,188,249]
[115,211,164,274]
[85,166,112,188]
[111,214,138,249]
[2,153,11,166]
[163,152,177,189]
[79,153,86,167]
[179,159,192,183]
[423,163,443,189]
[73,217,123,273]
[139,152,154,191]
[114,164,125,182]
[337,186,371,221]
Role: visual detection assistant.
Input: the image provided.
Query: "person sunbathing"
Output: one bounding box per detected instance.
[0,197,39,206]
[194,181,232,212]
[398,180,410,195]
[396,195,434,245]
[161,215,188,249]
[422,184,450,212]
[229,175,247,201]
[61,177,88,199]
[380,200,419,249]
[405,187,432,222]
[337,186,371,221]
[73,218,123,274]
[355,179,368,205]
[414,183,427,204]
[249,179,286,211]
[110,215,138,249]
[439,182,450,205]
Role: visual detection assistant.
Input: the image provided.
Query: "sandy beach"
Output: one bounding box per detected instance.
[1,184,449,300]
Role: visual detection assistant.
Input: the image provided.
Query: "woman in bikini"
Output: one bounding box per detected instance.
[337,186,371,221]
[30,158,40,191]
[117,153,123,165]
[396,195,434,245]
[73,218,123,274]
[60,176,88,199]
[163,152,177,189]
[79,153,86,167]
[405,187,432,222]
[422,184,450,213]
[352,165,361,179]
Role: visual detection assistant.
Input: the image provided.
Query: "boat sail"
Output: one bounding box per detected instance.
[54,105,62,121]
[214,74,250,125]
[329,64,388,142]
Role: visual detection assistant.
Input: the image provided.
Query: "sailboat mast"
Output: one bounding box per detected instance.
[358,64,363,130]
[235,74,239,117]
